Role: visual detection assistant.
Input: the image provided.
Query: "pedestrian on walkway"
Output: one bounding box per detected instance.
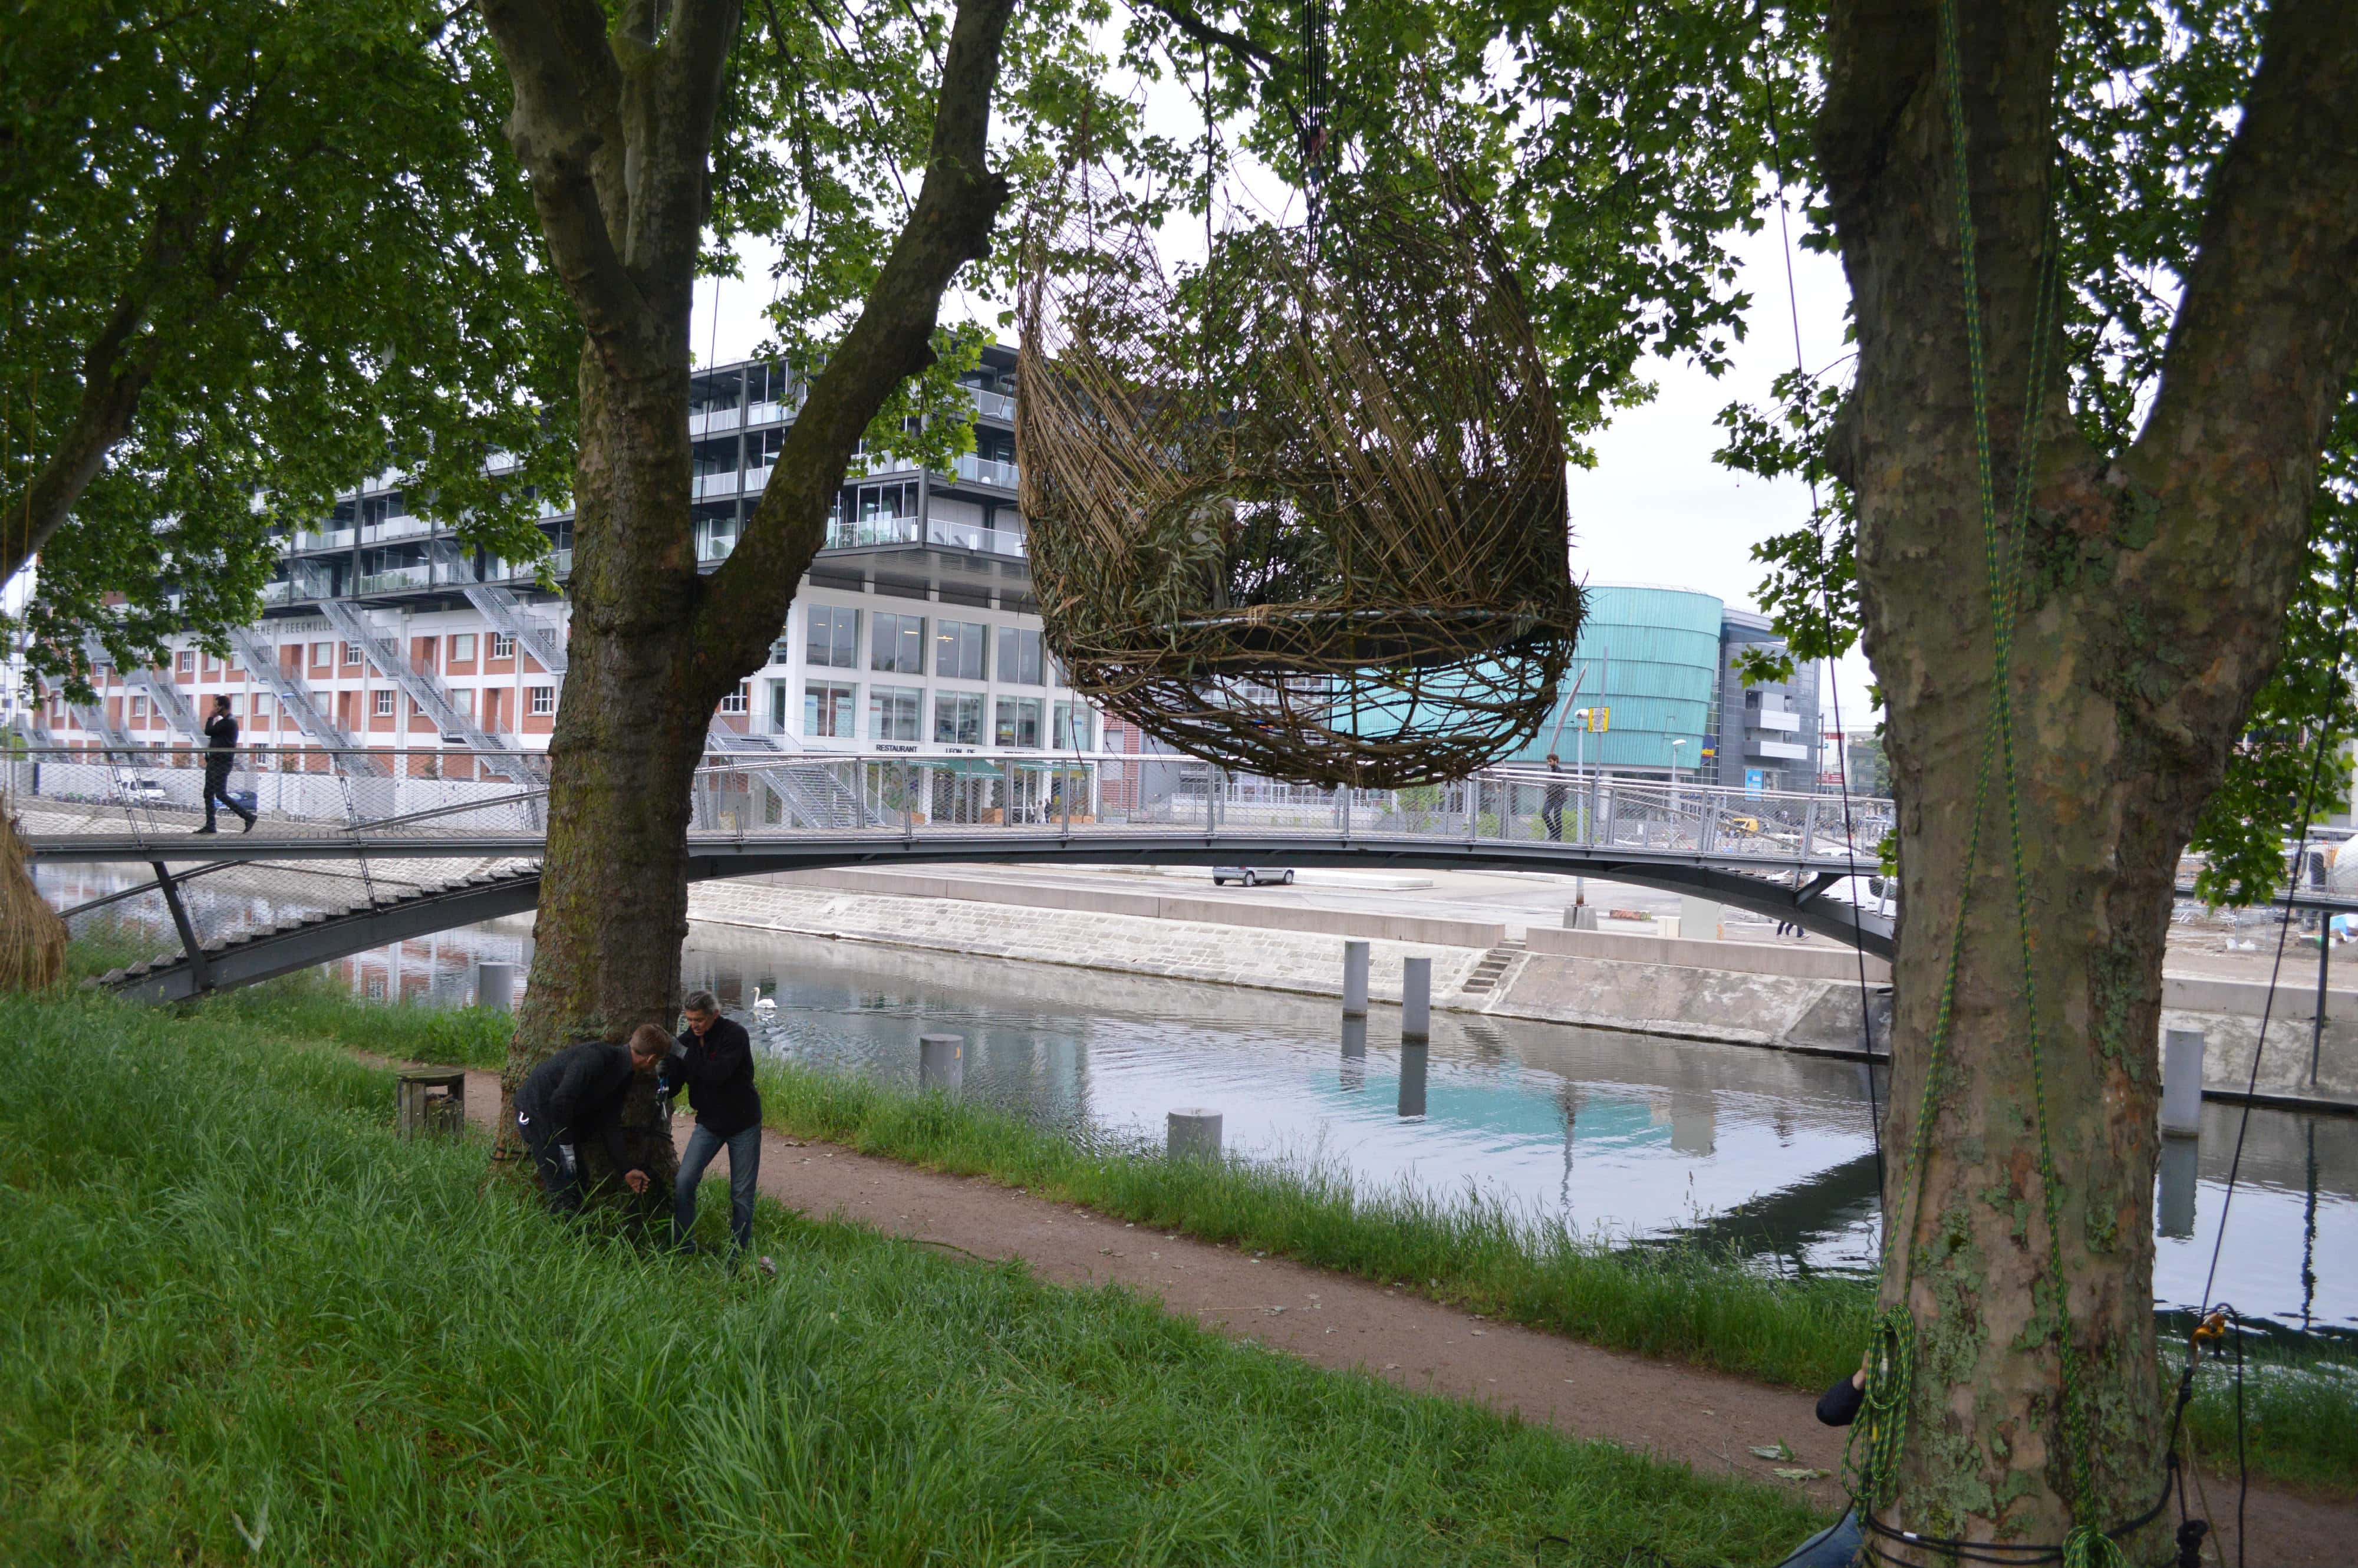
[196,694,255,835]
[1542,755,1569,842]
[513,1032,666,1215]
[664,989,770,1271]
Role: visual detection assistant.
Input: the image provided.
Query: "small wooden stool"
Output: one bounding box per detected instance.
[397,1070,467,1141]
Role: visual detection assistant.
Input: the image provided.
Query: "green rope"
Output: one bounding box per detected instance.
[1849,5,2125,1558]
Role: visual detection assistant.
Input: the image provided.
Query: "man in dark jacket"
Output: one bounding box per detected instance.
[197,694,256,835]
[514,1033,665,1215]
[662,989,766,1264]
[1541,754,1569,841]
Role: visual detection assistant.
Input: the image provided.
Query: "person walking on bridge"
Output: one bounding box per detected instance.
[1541,755,1569,842]
[664,989,771,1272]
[514,1030,664,1215]
[196,694,255,835]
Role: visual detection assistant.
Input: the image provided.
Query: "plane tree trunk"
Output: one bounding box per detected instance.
[477,0,1016,1190]
[1818,0,2358,1557]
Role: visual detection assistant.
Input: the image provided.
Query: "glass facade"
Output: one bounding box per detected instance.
[871,612,924,674]
[805,680,856,737]
[934,620,987,680]
[806,605,858,668]
[870,686,921,741]
[994,696,1043,747]
[934,691,984,745]
[997,626,1045,686]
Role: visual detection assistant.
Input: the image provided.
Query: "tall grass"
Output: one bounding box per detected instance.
[755,1060,1881,1391]
[753,1063,2358,1494]
[0,990,1825,1566]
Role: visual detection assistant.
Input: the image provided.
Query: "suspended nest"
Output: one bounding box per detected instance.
[1016,172,1583,789]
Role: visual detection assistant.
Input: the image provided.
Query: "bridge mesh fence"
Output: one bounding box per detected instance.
[14,743,1895,982]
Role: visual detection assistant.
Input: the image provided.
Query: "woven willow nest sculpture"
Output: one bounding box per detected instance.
[1016,176,1583,788]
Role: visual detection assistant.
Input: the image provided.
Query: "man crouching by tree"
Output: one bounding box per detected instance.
[514,1028,668,1215]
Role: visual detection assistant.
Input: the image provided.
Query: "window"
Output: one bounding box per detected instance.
[341,643,363,667]
[871,611,924,674]
[805,680,856,737]
[366,975,388,1000]
[1053,703,1093,752]
[997,627,1045,686]
[251,693,273,717]
[870,686,921,742]
[130,696,147,720]
[934,691,983,745]
[719,681,749,715]
[202,651,218,674]
[994,696,1043,748]
[529,686,555,716]
[490,632,516,660]
[452,689,475,716]
[374,689,396,717]
[175,650,194,674]
[934,620,987,681]
[449,633,476,663]
[310,642,331,667]
[806,605,859,668]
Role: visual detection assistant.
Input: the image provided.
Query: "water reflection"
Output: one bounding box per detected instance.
[677,924,2358,1337]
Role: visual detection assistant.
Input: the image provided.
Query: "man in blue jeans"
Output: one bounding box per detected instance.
[663,989,771,1272]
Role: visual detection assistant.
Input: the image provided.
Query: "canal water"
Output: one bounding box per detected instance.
[53,858,2357,1338]
[671,925,2357,1340]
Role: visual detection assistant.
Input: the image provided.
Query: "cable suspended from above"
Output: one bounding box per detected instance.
[1013,30,1583,789]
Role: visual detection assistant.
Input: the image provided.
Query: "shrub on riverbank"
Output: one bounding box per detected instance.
[0,987,1825,1565]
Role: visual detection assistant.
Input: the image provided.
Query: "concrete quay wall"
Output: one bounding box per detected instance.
[684,873,2358,1106]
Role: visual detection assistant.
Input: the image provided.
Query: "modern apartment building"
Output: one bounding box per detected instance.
[35,344,1121,792]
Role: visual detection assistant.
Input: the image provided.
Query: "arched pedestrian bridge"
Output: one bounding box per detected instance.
[15,745,1896,1003]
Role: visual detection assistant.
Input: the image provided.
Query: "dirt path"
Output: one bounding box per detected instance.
[439,1067,2349,1560]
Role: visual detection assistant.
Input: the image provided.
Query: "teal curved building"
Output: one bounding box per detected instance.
[1508,584,1725,777]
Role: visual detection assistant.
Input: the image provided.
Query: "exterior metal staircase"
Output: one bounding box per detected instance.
[316,600,534,783]
[87,640,200,739]
[754,760,875,829]
[66,700,136,749]
[228,627,366,756]
[428,538,567,674]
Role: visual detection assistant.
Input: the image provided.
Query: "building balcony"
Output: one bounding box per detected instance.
[692,470,740,499]
[1746,737,1810,762]
[947,453,1019,490]
[261,580,299,606]
[925,518,1026,558]
[361,515,436,545]
[826,513,920,551]
[970,388,1015,422]
[357,564,433,594]
[290,528,354,552]
[1752,708,1802,733]
[689,407,742,438]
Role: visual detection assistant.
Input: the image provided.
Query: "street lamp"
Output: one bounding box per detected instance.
[1668,737,1687,786]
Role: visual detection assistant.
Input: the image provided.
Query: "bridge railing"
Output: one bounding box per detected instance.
[10,742,1894,979]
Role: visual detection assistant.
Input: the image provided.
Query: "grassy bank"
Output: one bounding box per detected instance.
[749,1060,2358,1494]
[80,961,2357,1495]
[0,989,1823,1565]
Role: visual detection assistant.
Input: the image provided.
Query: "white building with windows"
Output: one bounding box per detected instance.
[37,344,1137,786]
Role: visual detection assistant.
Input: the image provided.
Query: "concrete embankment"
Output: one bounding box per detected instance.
[684,869,2358,1108]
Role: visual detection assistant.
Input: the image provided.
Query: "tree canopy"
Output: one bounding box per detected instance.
[0,0,575,691]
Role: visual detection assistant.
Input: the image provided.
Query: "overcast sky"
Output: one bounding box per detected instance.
[689,141,1879,746]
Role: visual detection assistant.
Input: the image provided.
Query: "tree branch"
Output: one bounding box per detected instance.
[480,0,660,365]
[695,0,1017,677]
[2133,0,2358,501]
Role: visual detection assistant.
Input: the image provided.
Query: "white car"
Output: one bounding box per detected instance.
[1211,867,1294,887]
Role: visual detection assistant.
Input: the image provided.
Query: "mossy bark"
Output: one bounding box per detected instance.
[1819,1,2358,1557]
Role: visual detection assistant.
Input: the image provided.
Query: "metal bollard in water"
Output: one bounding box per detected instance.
[2161,1027,2205,1137]
[1401,956,1431,1043]
[1342,940,1371,1017]
[919,1033,964,1093]
[1167,1107,1222,1159]
[475,961,515,1013]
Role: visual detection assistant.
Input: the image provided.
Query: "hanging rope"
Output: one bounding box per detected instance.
[1300,0,1329,256]
[1846,4,2130,1561]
